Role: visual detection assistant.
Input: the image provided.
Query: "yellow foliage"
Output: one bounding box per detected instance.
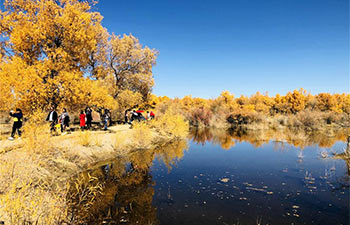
[77,131,92,147]
[0,179,68,225]
[117,90,143,110]
[151,89,348,128]
[131,122,153,149]
[274,89,306,114]
[22,110,53,155]
[150,111,189,139]
[0,0,157,115]
[107,34,158,100]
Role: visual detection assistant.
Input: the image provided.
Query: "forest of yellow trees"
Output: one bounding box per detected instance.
[0,0,348,132]
[0,0,156,115]
[151,90,350,130]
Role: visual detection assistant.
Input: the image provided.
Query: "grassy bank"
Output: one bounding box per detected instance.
[0,112,188,224]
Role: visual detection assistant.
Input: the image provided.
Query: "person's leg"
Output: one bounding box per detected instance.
[17,124,22,137]
[104,120,107,130]
[11,123,16,138]
[50,122,55,132]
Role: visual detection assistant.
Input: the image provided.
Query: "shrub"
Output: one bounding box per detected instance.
[131,122,153,149]
[188,107,212,127]
[150,112,189,139]
[22,110,53,155]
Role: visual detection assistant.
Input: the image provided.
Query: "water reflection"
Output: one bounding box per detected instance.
[189,127,349,149]
[68,139,188,224]
[68,128,349,225]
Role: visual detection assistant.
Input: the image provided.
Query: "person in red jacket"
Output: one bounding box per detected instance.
[150,111,155,119]
[79,110,86,130]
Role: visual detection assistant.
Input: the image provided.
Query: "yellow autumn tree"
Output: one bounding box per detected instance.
[274,89,306,114]
[316,93,338,112]
[101,34,158,101]
[0,0,115,114]
[249,91,275,114]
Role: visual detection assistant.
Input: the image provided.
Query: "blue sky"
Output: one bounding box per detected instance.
[96,0,349,98]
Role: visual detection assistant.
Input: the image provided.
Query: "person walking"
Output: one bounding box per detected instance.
[8,108,23,140]
[79,110,86,130]
[60,108,70,133]
[85,107,93,129]
[46,106,58,132]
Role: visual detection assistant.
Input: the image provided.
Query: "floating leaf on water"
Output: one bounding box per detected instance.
[220,178,230,183]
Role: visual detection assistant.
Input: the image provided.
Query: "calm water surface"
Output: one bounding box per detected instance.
[74,129,350,225]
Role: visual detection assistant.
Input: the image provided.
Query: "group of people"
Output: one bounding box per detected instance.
[7,106,155,140]
[46,107,71,133]
[46,107,94,133]
[125,109,155,124]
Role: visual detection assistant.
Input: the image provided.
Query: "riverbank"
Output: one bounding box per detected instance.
[0,119,188,224]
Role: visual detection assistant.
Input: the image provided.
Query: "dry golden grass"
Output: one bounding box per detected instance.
[0,179,69,225]
[77,130,92,147]
[112,131,129,152]
[131,122,154,149]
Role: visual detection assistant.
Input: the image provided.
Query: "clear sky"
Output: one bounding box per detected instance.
[96,0,349,98]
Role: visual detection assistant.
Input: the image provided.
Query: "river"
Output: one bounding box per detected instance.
[70,128,350,225]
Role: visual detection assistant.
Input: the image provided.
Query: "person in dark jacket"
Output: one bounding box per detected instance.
[125,109,130,124]
[46,106,58,132]
[8,108,23,140]
[130,110,139,122]
[85,107,93,129]
[59,108,70,133]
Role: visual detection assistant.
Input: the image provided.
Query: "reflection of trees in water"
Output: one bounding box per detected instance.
[189,127,349,149]
[332,139,350,187]
[68,139,188,224]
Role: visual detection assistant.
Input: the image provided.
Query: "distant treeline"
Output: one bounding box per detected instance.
[151,89,350,129]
